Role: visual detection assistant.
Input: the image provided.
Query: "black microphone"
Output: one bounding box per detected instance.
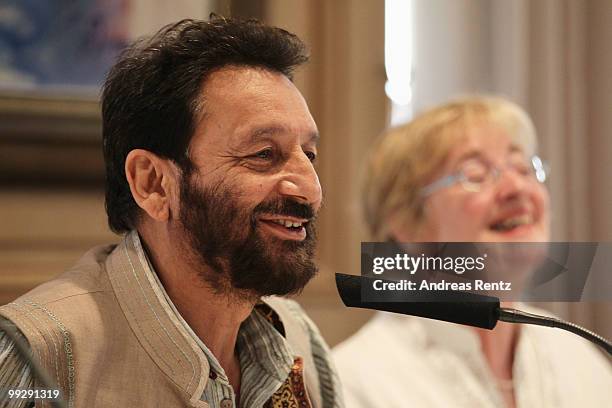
[335,273,500,329]
[336,273,612,355]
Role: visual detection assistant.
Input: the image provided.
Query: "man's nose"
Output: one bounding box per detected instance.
[277,152,322,207]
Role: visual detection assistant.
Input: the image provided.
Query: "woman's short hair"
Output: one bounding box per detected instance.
[361,95,537,240]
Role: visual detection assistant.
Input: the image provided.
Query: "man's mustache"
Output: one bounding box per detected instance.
[252,198,316,221]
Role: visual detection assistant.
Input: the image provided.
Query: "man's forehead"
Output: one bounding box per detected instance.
[191,66,318,149]
[239,125,319,144]
[220,124,319,153]
[201,66,296,102]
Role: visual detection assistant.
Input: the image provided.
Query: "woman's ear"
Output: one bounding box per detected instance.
[388,224,411,243]
[387,212,426,243]
[124,149,179,223]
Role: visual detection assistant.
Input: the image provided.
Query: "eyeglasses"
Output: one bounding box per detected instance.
[420,155,548,197]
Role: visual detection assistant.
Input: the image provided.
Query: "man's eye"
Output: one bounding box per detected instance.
[305,151,317,162]
[254,149,273,159]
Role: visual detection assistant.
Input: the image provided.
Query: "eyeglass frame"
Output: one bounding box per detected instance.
[419,155,549,197]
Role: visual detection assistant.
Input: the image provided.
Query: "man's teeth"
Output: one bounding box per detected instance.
[493,215,533,231]
[271,219,303,228]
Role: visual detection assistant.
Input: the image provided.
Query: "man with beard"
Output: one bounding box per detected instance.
[0,17,343,408]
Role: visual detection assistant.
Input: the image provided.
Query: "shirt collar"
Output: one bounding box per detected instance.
[138,232,295,381]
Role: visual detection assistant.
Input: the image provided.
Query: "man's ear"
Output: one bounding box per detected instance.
[125,149,179,223]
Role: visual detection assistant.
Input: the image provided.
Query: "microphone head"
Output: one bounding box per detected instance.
[336,273,500,330]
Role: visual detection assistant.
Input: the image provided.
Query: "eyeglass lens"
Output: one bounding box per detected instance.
[460,156,546,191]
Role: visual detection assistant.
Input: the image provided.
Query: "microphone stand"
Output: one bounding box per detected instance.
[498,307,612,355]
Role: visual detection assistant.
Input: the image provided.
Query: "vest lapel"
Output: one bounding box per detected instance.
[106,231,210,407]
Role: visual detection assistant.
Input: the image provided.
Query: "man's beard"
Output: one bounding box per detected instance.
[178,178,318,298]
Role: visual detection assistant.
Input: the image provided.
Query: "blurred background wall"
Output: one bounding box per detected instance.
[0,0,610,348]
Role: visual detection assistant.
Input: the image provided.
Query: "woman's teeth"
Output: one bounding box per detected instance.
[491,215,533,231]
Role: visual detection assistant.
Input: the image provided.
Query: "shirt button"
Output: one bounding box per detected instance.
[220,398,232,408]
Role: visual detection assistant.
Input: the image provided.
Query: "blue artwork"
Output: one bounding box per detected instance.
[0,0,129,91]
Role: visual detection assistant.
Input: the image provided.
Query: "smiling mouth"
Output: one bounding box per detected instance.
[258,217,309,241]
[490,214,534,232]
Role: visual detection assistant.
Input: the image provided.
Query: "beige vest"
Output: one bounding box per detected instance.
[0,234,322,408]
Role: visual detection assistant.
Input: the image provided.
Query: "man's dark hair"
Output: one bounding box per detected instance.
[102,17,309,233]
